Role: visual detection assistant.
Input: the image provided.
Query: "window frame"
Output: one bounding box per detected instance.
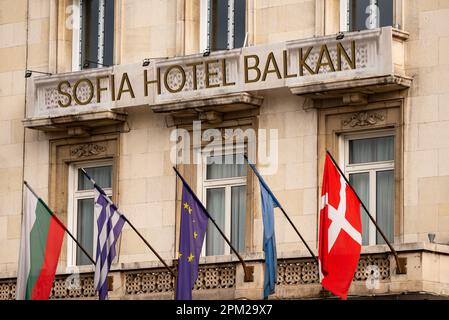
[340,129,395,246]
[197,143,247,256]
[67,160,113,267]
[71,0,112,71]
[200,0,247,52]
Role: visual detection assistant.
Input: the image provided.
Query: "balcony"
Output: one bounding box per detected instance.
[24,27,410,131]
[1,243,449,300]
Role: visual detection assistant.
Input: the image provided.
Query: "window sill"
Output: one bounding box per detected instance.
[392,28,410,42]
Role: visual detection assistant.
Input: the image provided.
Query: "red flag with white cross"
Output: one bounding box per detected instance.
[318,153,362,299]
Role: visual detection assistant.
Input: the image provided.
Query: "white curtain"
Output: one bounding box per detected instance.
[231,185,246,253]
[76,165,112,265]
[350,173,370,245]
[206,188,225,256]
[349,136,394,164]
[78,165,112,190]
[76,198,94,265]
[206,154,246,179]
[376,170,394,244]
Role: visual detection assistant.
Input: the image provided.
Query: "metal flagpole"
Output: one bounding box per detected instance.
[23,181,96,265]
[173,166,254,282]
[243,155,319,265]
[80,169,176,279]
[325,150,406,274]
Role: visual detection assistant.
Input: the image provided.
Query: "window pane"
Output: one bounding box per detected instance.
[231,185,246,253]
[103,0,115,66]
[349,136,394,164]
[376,170,394,244]
[82,0,100,68]
[210,0,228,50]
[76,198,94,266]
[206,154,246,179]
[206,188,226,256]
[349,0,393,31]
[377,0,394,28]
[78,165,112,190]
[350,172,370,246]
[233,0,246,48]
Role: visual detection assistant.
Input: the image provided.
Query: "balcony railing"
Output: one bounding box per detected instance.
[24,27,410,131]
[3,243,449,300]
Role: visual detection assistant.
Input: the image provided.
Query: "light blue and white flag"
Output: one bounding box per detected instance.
[246,160,280,299]
[93,185,125,300]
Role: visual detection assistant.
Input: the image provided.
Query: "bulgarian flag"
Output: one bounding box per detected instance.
[16,185,65,300]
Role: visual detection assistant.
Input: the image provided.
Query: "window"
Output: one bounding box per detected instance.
[200,150,247,256]
[72,0,114,70]
[340,0,394,32]
[201,0,246,52]
[68,162,112,266]
[343,131,395,246]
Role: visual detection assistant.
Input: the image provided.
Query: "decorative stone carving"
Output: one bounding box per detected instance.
[50,274,96,299]
[0,274,96,300]
[70,143,107,158]
[0,280,15,300]
[277,259,319,285]
[0,255,389,300]
[277,254,390,286]
[125,264,236,296]
[342,112,386,128]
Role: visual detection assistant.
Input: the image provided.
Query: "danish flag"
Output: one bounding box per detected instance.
[318,153,362,299]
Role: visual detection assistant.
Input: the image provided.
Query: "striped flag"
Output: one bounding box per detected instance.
[16,185,65,300]
[93,185,125,300]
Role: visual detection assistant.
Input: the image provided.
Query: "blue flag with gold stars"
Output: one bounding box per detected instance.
[175,183,209,300]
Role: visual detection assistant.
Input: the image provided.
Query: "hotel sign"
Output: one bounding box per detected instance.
[27,28,397,119]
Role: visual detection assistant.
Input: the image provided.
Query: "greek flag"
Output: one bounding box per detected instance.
[93,185,125,300]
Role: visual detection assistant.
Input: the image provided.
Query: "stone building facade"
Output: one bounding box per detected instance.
[1,0,449,300]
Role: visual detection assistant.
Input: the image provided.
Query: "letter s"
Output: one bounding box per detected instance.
[58,80,72,108]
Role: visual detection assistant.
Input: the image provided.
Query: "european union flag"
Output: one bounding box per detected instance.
[247,162,280,299]
[175,182,209,300]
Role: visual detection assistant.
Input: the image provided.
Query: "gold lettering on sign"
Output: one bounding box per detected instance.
[299,47,315,76]
[262,52,282,81]
[54,40,360,108]
[186,61,202,90]
[96,75,109,103]
[144,68,161,96]
[164,65,186,93]
[337,41,356,70]
[73,78,94,105]
[283,50,297,79]
[244,55,261,83]
[117,73,135,100]
[57,80,72,108]
[315,44,336,73]
[110,74,116,101]
[222,59,235,87]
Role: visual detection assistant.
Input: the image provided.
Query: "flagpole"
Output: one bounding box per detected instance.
[23,181,96,265]
[325,150,405,274]
[173,166,254,282]
[79,169,176,279]
[243,155,319,265]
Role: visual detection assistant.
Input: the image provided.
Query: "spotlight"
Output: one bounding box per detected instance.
[336,32,345,40]
[428,233,436,243]
[82,59,110,69]
[24,70,52,78]
[203,48,211,57]
[142,58,151,67]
